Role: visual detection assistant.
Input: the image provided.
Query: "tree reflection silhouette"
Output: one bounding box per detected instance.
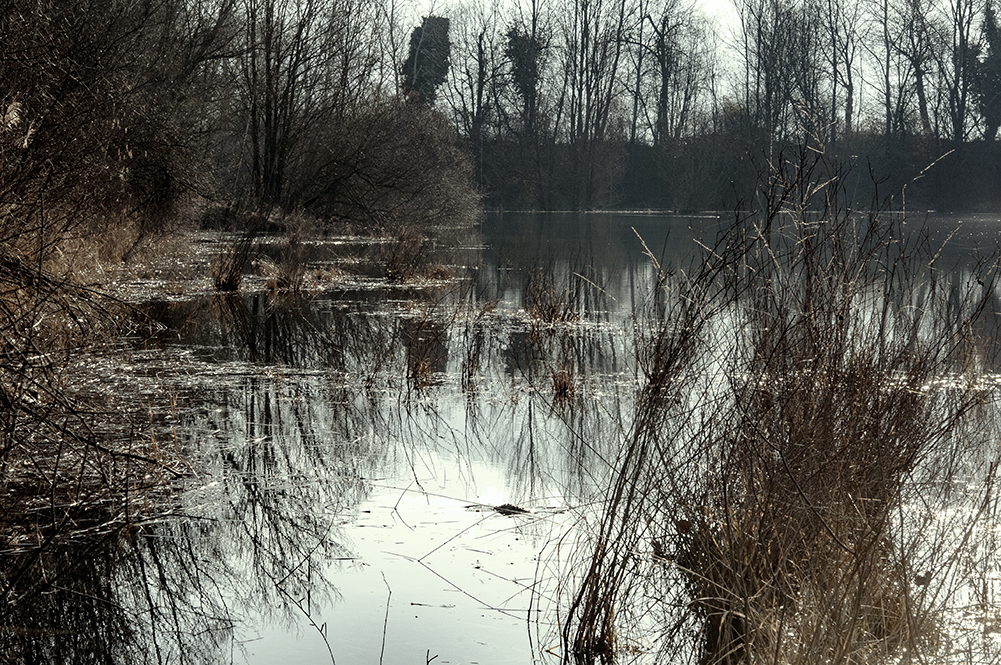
[3,281,637,662]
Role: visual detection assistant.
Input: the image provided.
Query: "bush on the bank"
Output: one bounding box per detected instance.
[292,102,481,232]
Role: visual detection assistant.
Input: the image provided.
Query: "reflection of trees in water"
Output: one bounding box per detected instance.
[496,395,624,503]
[2,369,374,662]
[2,276,644,662]
[454,295,635,502]
[141,293,398,371]
[401,316,449,389]
[4,533,219,663]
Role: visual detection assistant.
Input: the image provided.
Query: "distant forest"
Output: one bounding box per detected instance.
[439,0,1001,212]
[5,0,1001,227]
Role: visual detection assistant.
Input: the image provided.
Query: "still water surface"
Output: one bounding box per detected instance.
[130,211,723,664]
[46,211,1001,662]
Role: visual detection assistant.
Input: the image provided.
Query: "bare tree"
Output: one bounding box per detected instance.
[504,0,552,208]
[734,0,823,142]
[234,0,386,207]
[634,0,709,145]
[817,0,864,143]
[0,0,237,246]
[441,0,506,187]
[238,0,329,205]
[895,0,939,134]
[553,0,634,206]
[937,0,979,141]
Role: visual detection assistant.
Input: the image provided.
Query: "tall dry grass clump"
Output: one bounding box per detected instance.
[526,266,584,323]
[211,228,260,291]
[557,147,1001,664]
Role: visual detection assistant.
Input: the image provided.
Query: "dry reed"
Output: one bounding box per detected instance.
[558,147,1001,665]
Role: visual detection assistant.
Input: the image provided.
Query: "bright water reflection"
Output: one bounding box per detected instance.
[8,211,1001,664]
[116,219,646,663]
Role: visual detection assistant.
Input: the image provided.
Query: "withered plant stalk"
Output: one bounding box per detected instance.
[560,147,1001,665]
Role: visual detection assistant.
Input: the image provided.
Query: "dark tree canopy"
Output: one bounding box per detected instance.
[505,24,542,136]
[402,16,451,105]
[979,2,1001,140]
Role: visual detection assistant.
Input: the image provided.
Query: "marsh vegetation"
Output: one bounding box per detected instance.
[5,143,1001,664]
[558,151,1001,664]
[6,0,1001,661]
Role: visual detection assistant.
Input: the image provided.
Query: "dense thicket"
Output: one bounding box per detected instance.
[1,0,481,631]
[0,0,481,480]
[1,0,479,251]
[558,146,1001,665]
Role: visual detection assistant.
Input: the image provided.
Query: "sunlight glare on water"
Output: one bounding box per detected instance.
[230,448,567,665]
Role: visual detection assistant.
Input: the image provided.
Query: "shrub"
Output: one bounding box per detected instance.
[293,101,481,233]
[558,147,1001,664]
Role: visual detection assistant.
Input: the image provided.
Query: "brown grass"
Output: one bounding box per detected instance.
[551,363,579,409]
[557,147,1001,665]
[211,228,259,291]
[526,267,582,324]
[0,245,187,622]
[401,306,452,393]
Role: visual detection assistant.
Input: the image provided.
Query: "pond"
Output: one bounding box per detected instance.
[141,212,708,664]
[7,209,1001,664]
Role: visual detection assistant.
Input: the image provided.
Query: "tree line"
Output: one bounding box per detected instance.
[439,0,1001,210]
[1,0,476,247]
[4,0,1001,229]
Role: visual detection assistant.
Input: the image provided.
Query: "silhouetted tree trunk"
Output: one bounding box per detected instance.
[936,0,978,142]
[239,0,333,206]
[818,0,861,144]
[442,2,504,191]
[736,0,819,142]
[556,0,630,207]
[899,0,937,135]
